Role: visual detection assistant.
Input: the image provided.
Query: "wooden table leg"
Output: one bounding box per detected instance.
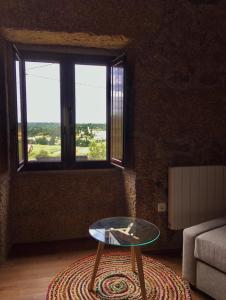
[131,246,136,273]
[134,247,147,300]
[88,242,105,291]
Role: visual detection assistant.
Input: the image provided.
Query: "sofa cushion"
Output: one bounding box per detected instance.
[194,226,226,273]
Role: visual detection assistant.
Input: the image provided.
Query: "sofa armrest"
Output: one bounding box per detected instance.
[182,217,226,285]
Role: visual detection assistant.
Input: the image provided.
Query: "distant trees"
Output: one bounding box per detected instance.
[49,136,56,145]
[35,136,48,145]
[27,122,107,160]
[27,123,106,147]
[88,140,106,160]
[27,123,60,138]
[76,124,95,147]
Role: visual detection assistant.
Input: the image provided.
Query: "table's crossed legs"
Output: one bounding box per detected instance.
[88,242,147,300]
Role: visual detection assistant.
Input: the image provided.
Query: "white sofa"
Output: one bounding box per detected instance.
[183,217,226,300]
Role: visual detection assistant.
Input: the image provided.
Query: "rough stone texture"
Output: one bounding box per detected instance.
[0,172,9,262]
[0,1,225,250]
[123,170,136,218]
[11,169,126,243]
[0,37,10,261]
[0,37,8,174]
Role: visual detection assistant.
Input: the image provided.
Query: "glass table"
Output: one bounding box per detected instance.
[88,217,160,300]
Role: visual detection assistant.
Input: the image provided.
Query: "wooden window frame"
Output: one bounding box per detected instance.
[12,46,126,171]
[110,55,127,168]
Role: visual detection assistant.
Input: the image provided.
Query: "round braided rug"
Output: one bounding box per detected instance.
[47,252,191,300]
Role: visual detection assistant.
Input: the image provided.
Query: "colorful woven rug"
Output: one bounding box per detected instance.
[47,252,191,299]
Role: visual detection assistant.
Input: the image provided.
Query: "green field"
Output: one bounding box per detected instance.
[28,145,89,161]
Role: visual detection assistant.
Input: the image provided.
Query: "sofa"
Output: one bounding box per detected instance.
[183,217,226,300]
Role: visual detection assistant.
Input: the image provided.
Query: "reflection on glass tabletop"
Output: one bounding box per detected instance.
[89,217,160,247]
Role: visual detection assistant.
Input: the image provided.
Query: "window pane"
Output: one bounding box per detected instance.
[25,62,61,162]
[15,60,23,163]
[111,64,124,163]
[75,64,107,161]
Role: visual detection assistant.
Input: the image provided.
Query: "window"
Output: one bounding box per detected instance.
[13,46,126,171]
[15,60,24,164]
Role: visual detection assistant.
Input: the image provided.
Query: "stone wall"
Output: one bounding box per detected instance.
[0,37,10,261]
[0,38,8,174]
[11,169,126,243]
[0,1,226,249]
[123,170,136,218]
[0,173,9,261]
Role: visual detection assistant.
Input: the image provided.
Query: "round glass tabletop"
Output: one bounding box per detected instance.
[89,217,160,247]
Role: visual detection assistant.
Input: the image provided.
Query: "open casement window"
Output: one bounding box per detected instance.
[110,55,126,168]
[8,44,127,171]
[3,42,26,171]
[14,47,26,168]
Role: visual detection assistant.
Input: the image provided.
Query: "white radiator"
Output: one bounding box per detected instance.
[168,166,226,229]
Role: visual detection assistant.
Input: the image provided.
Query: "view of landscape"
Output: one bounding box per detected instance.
[25,122,106,161]
[75,64,107,161]
[16,62,107,162]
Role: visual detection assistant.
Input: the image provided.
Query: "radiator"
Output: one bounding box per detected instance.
[168,166,226,229]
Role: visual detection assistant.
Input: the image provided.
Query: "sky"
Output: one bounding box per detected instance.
[21,62,107,123]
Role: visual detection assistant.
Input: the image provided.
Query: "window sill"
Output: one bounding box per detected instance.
[14,165,123,176]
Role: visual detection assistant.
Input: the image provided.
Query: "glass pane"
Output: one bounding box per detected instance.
[15,60,23,163]
[111,64,124,162]
[25,62,61,162]
[89,217,160,247]
[75,64,107,161]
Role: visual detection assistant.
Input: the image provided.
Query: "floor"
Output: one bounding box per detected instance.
[0,239,212,300]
